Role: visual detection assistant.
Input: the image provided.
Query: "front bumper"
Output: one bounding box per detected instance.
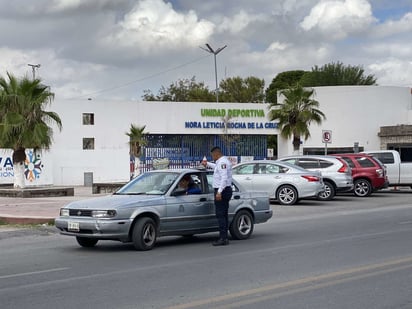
[55,217,132,241]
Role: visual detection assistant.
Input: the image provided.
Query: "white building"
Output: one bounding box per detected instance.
[1,86,411,186]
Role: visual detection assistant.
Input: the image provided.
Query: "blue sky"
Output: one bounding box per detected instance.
[0,0,411,100]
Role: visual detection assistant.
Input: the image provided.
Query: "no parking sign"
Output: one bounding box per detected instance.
[322,130,332,144]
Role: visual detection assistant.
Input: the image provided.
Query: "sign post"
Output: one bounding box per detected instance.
[322,130,332,155]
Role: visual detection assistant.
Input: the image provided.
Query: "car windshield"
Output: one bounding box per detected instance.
[115,172,179,195]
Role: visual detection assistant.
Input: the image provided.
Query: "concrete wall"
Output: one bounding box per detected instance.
[277,86,412,157]
[49,101,279,185]
[2,86,411,186]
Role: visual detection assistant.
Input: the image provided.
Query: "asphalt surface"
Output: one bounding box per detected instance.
[0,192,411,309]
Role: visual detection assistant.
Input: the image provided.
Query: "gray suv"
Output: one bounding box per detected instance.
[277,155,354,200]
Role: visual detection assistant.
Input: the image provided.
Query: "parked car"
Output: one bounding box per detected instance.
[277,155,353,201]
[363,150,412,188]
[55,169,273,251]
[332,153,388,197]
[232,160,324,205]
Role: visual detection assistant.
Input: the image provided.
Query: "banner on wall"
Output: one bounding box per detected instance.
[0,149,53,186]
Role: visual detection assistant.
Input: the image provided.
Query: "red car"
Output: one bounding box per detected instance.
[332,153,389,197]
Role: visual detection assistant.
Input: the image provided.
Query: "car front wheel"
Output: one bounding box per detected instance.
[132,217,157,251]
[353,179,372,197]
[76,237,98,248]
[230,210,254,240]
[277,185,298,205]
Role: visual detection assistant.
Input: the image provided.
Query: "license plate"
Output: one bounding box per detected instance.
[68,221,80,232]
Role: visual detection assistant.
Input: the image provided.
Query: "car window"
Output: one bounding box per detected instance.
[297,158,320,169]
[206,174,214,193]
[260,163,284,174]
[356,157,376,168]
[281,158,296,165]
[340,157,355,168]
[319,160,333,168]
[368,152,394,164]
[178,173,204,194]
[233,164,254,175]
[116,172,179,195]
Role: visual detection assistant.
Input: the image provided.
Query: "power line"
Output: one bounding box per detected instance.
[69,54,211,99]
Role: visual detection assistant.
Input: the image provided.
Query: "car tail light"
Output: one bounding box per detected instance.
[301,175,320,182]
[376,169,384,177]
[336,158,349,173]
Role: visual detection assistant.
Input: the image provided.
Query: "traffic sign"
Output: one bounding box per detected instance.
[322,130,332,143]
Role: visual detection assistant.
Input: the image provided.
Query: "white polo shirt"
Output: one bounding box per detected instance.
[207,156,233,193]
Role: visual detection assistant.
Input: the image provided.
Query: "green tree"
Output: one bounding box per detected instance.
[219,76,265,103]
[300,62,377,87]
[0,72,62,188]
[268,84,325,154]
[142,75,265,103]
[265,70,306,104]
[142,76,215,102]
[126,124,148,178]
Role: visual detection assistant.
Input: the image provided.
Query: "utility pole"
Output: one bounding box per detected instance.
[28,64,41,79]
[200,44,227,103]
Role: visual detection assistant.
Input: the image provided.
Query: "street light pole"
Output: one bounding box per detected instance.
[28,63,41,79]
[200,43,227,103]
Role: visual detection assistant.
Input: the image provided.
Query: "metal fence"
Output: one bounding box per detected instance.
[136,134,268,173]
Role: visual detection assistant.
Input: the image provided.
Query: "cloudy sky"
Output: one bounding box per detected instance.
[1,0,411,101]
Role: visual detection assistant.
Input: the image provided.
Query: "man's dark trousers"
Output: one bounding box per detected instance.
[214,187,233,240]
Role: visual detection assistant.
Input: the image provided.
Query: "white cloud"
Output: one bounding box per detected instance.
[369,59,412,86]
[371,12,412,38]
[104,0,215,54]
[300,0,376,40]
[267,42,290,51]
[363,41,412,59]
[218,10,269,34]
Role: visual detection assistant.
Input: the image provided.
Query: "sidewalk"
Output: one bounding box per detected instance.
[0,186,107,225]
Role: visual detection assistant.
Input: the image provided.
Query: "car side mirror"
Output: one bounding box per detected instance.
[171,188,187,196]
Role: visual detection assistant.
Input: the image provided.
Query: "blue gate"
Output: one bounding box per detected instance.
[138,134,267,173]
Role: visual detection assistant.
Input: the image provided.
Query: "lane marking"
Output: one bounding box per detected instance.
[0,268,69,280]
[166,256,412,309]
[213,263,412,309]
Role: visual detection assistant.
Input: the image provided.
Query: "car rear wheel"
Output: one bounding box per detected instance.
[76,237,98,248]
[317,181,335,201]
[354,179,372,197]
[230,210,254,240]
[132,217,157,251]
[277,185,298,205]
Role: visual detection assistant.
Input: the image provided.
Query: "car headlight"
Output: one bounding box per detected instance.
[60,208,70,217]
[91,210,117,218]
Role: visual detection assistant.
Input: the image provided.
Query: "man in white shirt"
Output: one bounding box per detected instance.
[203,146,233,246]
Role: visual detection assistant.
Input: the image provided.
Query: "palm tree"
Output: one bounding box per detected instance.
[125,124,147,178]
[0,72,62,188]
[268,84,325,154]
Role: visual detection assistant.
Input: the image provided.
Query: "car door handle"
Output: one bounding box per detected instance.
[233,195,240,200]
[245,177,252,180]
[199,197,207,202]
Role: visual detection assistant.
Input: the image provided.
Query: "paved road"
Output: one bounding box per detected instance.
[0,192,411,309]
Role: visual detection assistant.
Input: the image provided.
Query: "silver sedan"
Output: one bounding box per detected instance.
[55,169,272,251]
[232,160,325,205]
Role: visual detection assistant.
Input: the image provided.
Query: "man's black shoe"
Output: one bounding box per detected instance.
[212,239,229,246]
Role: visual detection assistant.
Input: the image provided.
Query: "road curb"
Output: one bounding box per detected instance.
[0,215,55,225]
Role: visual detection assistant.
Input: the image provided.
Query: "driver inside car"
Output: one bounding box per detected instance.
[177,175,202,194]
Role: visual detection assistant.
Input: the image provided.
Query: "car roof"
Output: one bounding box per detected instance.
[145,168,208,174]
[332,153,373,157]
[278,155,342,160]
[233,160,319,173]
